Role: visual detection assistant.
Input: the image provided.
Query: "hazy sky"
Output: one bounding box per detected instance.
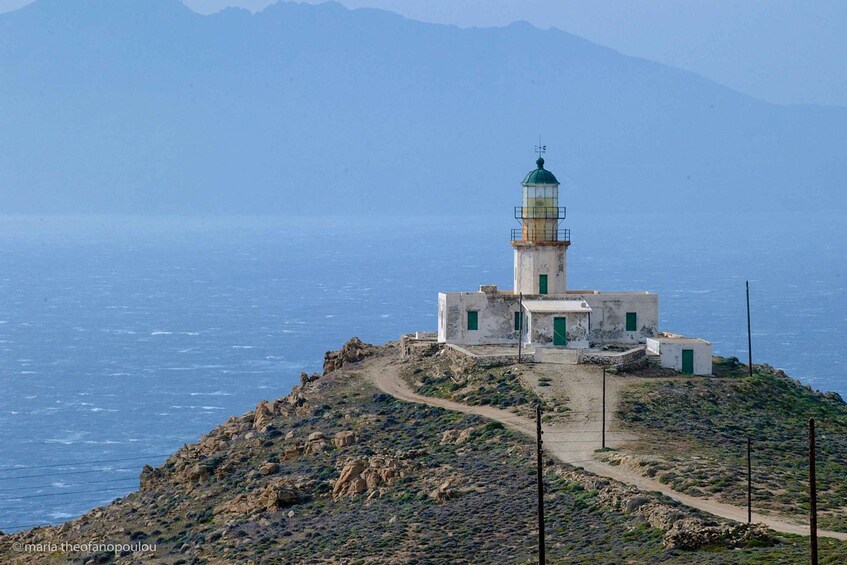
[2,0,844,107]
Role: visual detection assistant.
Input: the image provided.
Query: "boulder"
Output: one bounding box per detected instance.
[305,431,328,453]
[333,431,356,448]
[259,462,279,475]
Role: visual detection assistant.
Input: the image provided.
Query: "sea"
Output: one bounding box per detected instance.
[0,211,844,532]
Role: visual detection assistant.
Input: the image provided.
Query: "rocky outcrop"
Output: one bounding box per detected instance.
[253,399,275,431]
[440,426,478,446]
[332,456,405,499]
[429,476,464,503]
[323,337,377,375]
[213,478,304,516]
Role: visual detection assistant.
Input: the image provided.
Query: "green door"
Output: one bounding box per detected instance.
[553,317,567,346]
[681,349,694,374]
[539,274,548,295]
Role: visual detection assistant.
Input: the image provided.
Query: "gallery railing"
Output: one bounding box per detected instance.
[510,227,571,243]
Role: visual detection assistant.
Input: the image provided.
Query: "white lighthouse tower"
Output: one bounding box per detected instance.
[512,156,569,295]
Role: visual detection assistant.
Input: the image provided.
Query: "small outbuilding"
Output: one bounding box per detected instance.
[646,334,712,375]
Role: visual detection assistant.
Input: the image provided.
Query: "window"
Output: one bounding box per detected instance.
[626,312,637,332]
[539,274,548,295]
[467,310,478,331]
[514,311,523,331]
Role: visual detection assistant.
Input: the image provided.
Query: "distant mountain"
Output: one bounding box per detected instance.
[1,0,844,216]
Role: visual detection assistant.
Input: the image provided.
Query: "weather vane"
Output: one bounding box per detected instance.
[534,136,546,158]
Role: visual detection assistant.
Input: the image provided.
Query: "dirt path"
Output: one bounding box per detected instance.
[363,354,847,541]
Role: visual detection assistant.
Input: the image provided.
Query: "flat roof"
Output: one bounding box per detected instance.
[522,299,592,313]
[649,337,711,345]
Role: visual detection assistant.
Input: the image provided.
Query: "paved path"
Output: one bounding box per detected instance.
[363,354,847,541]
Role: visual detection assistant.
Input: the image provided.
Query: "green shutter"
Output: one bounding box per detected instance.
[467,310,478,331]
[626,312,637,332]
[514,311,521,331]
[539,274,548,295]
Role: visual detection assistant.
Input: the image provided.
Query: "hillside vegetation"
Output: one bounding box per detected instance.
[615,357,847,532]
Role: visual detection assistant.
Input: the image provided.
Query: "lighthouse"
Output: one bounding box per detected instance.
[436,150,660,352]
[512,157,569,295]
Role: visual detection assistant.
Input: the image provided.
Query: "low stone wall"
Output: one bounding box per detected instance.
[400,333,439,359]
[581,346,647,370]
[444,344,533,368]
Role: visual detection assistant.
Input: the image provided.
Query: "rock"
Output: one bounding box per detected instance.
[185,463,211,483]
[253,400,274,431]
[623,496,650,513]
[323,337,377,375]
[332,457,405,499]
[429,476,463,503]
[332,459,367,499]
[440,426,478,446]
[259,462,279,475]
[333,431,356,448]
[214,478,302,516]
[305,432,328,453]
[824,390,845,404]
[139,464,163,491]
[280,444,303,461]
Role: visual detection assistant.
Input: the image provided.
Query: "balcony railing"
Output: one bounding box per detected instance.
[514,206,566,220]
[511,227,571,243]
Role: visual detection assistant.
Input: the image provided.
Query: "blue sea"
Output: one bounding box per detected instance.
[0,212,844,531]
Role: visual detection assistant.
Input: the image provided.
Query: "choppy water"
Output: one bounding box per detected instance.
[0,212,844,531]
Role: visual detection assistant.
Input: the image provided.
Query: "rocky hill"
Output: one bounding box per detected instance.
[0,339,845,563]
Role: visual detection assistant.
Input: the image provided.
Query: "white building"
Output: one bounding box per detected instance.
[437,156,660,351]
[647,335,713,375]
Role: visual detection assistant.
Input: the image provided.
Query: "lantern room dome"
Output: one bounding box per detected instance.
[522,157,559,185]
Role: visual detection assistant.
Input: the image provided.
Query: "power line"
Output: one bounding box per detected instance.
[0,454,171,474]
[0,467,142,482]
[0,485,137,502]
[0,476,138,494]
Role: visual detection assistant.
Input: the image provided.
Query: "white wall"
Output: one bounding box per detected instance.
[513,244,567,295]
[571,292,659,344]
[437,291,521,345]
[646,338,712,375]
[527,311,589,349]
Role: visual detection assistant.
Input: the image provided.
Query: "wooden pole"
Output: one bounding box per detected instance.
[809,418,818,565]
[746,281,753,378]
[602,368,606,450]
[518,293,523,364]
[747,436,752,524]
[536,404,545,565]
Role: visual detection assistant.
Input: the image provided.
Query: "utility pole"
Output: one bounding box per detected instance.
[809,418,818,565]
[747,437,752,524]
[601,368,607,450]
[746,281,753,378]
[518,293,523,364]
[536,404,546,565]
